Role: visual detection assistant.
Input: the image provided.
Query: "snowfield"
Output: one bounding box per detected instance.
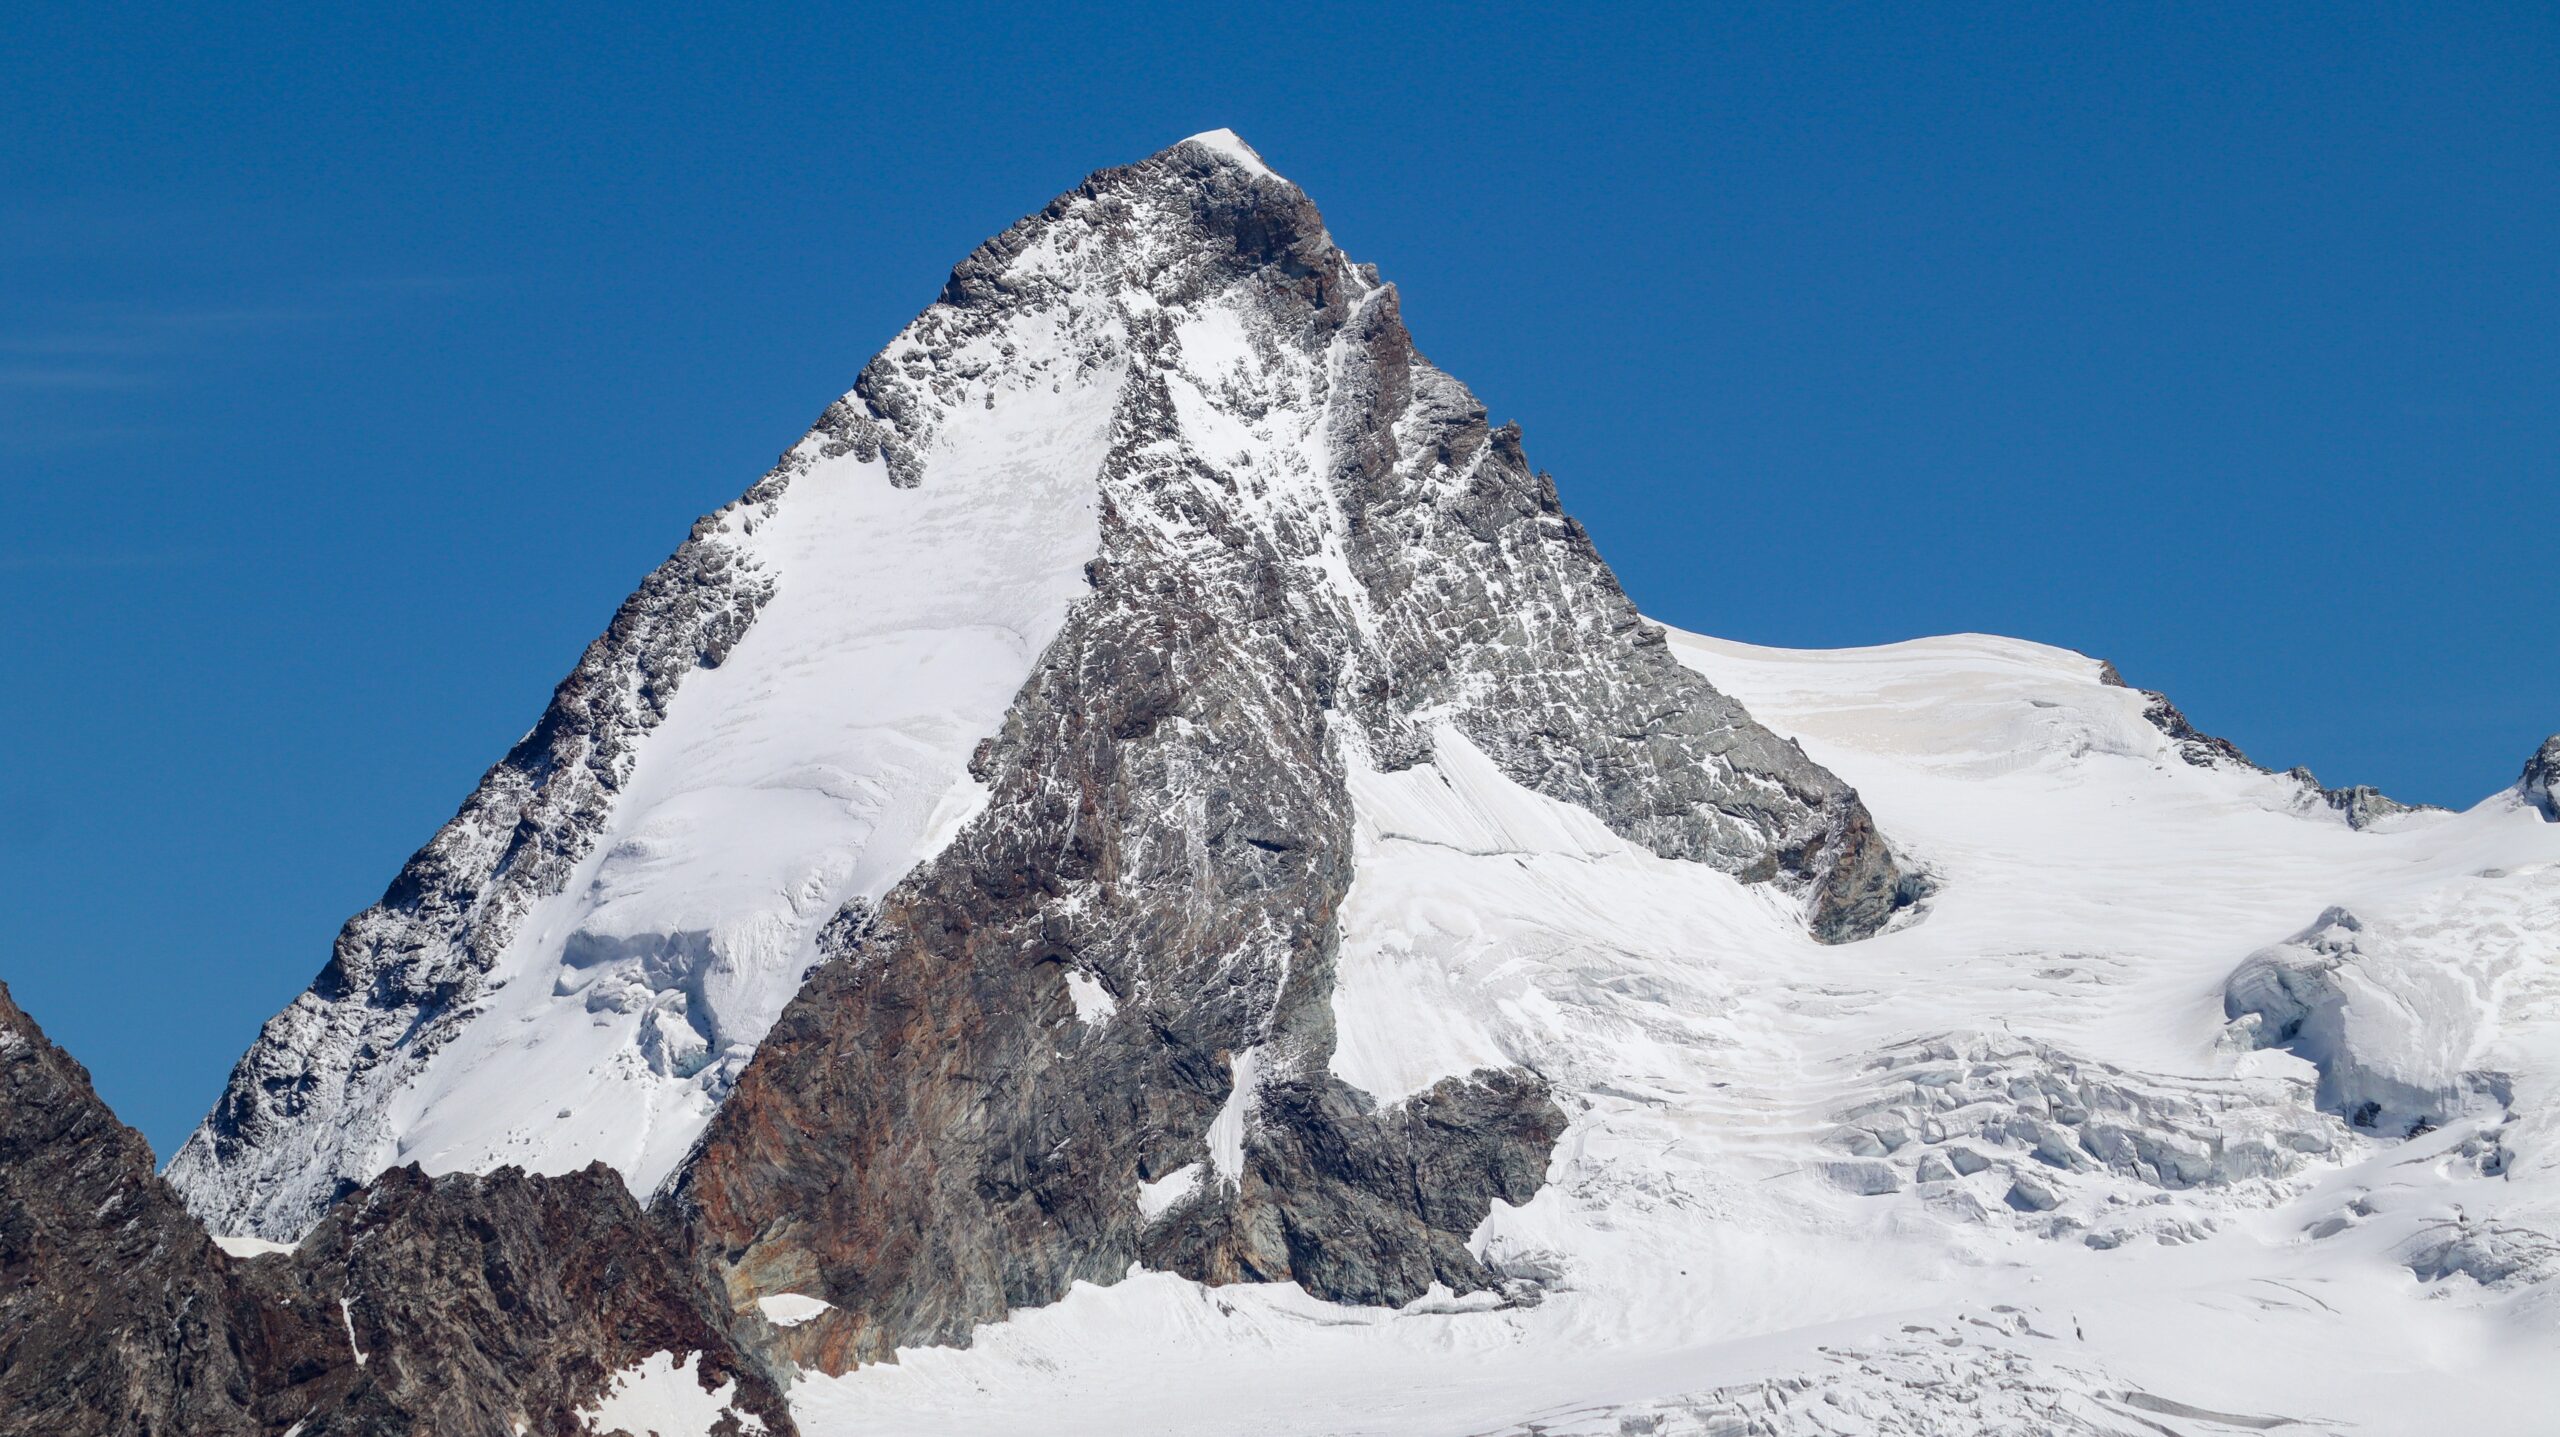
[785,629,2560,1435]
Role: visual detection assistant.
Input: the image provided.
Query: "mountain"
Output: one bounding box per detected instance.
[167,129,1904,1249]
[7,129,2546,1433]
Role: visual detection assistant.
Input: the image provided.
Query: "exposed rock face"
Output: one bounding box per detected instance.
[0,982,792,1436]
[2098,663,2259,773]
[661,133,1889,1370]
[2282,769,2419,830]
[283,1164,794,1437]
[2523,735,2560,820]
[170,125,1901,1283]
[0,980,282,1435]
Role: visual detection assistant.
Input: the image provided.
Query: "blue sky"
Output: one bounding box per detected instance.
[4,2,2553,1155]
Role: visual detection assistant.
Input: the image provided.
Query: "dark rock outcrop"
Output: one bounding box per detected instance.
[2099,661,2430,829]
[0,982,792,1436]
[2280,767,2419,830]
[2522,735,2560,821]
[281,1164,794,1437]
[0,980,286,1436]
[2097,662,2260,772]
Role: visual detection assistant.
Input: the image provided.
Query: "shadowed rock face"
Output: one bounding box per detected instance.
[661,134,1892,1372]
[0,982,794,1437]
[282,1164,795,1437]
[2524,736,2560,821]
[0,980,283,1436]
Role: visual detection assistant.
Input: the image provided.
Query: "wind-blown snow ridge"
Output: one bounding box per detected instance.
[1180,128,1280,181]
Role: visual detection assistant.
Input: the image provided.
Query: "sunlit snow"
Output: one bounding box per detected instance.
[786,628,2560,1435]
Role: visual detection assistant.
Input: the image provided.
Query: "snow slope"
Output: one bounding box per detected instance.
[171,253,1121,1230]
[788,629,2560,1435]
[363,356,1111,1188]
[372,371,1110,1195]
[178,126,1893,1243]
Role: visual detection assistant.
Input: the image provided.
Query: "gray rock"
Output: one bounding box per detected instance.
[174,131,1906,1252]
[2522,734,2560,821]
[2100,662,2432,829]
[168,508,780,1239]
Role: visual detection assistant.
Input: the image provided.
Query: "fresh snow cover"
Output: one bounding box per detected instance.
[332,314,1116,1200]
[211,1234,295,1259]
[1136,1162,1204,1223]
[578,1350,767,1437]
[787,628,2560,1435]
[1205,1048,1261,1185]
[1063,970,1117,1025]
[756,1293,835,1328]
[1179,128,1281,181]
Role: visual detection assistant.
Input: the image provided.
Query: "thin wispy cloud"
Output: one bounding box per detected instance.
[0,285,466,450]
[0,548,212,574]
[0,365,150,391]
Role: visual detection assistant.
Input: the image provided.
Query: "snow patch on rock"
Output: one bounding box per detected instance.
[756,1293,834,1329]
[579,1350,766,1437]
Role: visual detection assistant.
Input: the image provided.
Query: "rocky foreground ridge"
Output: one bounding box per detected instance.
[0,981,794,1436]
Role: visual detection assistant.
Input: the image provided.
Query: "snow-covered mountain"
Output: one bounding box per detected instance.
[100,130,2560,1433]
[169,129,1898,1248]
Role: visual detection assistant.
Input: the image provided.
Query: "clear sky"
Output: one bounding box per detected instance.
[5,2,2554,1155]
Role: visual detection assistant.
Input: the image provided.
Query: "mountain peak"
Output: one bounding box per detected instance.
[1175,127,1282,181]
[170,131,1903,1278]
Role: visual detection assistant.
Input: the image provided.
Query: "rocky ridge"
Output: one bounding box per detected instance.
[2096,660,2432,828]
[168,513,780,1237]
[0,981,793,1436]
[2523,734,2560,821]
